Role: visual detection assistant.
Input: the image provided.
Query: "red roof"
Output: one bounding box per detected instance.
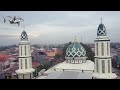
[0,52,11,62]
[32,62,40,68]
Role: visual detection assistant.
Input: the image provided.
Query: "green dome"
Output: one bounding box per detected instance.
[66,42,86,58]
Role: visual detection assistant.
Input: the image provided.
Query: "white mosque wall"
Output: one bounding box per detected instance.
[18,74,33,79]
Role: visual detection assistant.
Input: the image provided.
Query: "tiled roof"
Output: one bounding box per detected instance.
[0,52,11,62]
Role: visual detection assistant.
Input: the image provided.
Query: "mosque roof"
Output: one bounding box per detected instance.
[66,42,86,58]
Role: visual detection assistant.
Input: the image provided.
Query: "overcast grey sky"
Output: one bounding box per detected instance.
[0,11,120,46]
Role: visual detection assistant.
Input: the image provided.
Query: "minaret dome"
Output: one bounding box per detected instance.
[21,30,28,41]
[97,18,107,36]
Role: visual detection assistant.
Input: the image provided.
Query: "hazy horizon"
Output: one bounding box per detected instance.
[0,11,120,46]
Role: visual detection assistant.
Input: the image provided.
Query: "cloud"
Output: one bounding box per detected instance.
[0,11,120,45]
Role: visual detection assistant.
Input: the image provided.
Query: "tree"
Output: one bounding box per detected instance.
[62,42,72,59]
[80,43,95,62]
[55,53,61,59]
[37,65,43,72]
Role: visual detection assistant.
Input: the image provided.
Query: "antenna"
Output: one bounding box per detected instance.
[81,37,82,43]
[23,25,25,31]
[100,17,103,23]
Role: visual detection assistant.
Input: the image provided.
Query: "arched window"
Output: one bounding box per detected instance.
[25,45,26,56]
[96,60,99,72]
[102,60,105,73]
[25,59,27,69]
[96,43,98,55]
[101,43,104,56]
[108,60,110,73]
[21,46,22,56]
[21,59,22,69]
[107,42,109,55]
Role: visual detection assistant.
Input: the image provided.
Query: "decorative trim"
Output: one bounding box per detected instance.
[19,56,31,58]
[95,39,110,42]
[95,57,111,59]
[19,43,30,45]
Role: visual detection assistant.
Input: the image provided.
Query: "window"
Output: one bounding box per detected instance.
[30,58,32,68]
[21,59,22,69]
[25,59,27,69]
[21,46,22,56]
[25,45,26,56]
[96,43,98,55]
[107,42,109,55]
[108,60,110,73]
[101,43,104,56]
[102,60,105,73]
[96,60,99,72]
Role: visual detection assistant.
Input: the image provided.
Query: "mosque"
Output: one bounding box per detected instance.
[15,19,117,79]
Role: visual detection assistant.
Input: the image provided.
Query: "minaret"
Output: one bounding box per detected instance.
[16,30,35,79]
[92,18,117,79]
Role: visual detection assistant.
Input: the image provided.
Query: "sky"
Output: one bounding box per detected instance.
[0,11,120,46]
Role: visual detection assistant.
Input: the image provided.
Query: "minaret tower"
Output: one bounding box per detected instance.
[92,18,117,79]
[16,30,35,79]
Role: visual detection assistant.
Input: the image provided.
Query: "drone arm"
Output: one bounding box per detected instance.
[6,16,13,18]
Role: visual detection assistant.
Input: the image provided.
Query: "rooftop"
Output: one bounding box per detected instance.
[37,71,92,79]
[55,60,94,71]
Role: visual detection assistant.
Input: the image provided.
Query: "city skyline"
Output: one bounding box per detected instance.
[0,11,120,46]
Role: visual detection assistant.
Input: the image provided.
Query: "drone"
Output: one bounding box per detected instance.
[3,16,24,26]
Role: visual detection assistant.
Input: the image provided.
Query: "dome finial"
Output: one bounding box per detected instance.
[23,25,25,29]
[81,37,82,43]
[74,36,77,43]
[23,24,25,31]
[100,17,103,24]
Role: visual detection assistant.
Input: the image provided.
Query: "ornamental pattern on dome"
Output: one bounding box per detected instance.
[97,18,107,36]
[21,30,28,41]
[97,23,106,36]
[66,43,86,58]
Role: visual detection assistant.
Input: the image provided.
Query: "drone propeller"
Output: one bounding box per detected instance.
[16,17,24,21]
[18,16,24,20]
[3,17,6,23]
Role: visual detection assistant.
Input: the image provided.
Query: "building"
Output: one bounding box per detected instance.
[112,55,120,68]
[4,61,40,79]
[54,38,94,72]
[4,63,18,79]
[0,63,4,79]
[92,18,117,79]
[32,62,41,78]
[0,52,11,72]
[16,30,35,79]
[37,19,118,79]
[46,48,59,57]
[37,38,94,79]
[13,19,118,79]
[32,50,47,64]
